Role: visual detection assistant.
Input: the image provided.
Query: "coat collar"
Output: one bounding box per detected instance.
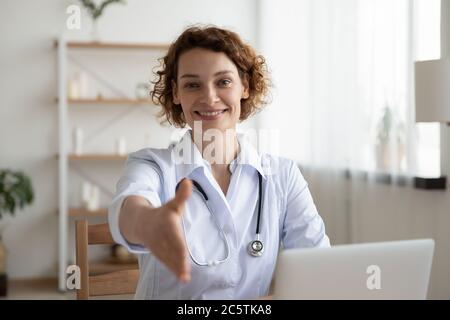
[172,129,267,184]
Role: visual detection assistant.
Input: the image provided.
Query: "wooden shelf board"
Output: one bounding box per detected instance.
[68,208,108,217]
[69,98,153,105]
[55,97,154,105]
[69,154,127,161]
[54,40,169,50]
[55,154,127,161]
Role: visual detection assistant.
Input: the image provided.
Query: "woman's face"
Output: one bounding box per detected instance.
[173,48,249,133]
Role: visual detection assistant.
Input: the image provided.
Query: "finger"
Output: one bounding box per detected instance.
[169,224,191,281]
[150,222,191,282]
[154,247,184,280]
[175,178,192,204]
[157,242,190,282]
[166,249,190,282]
[168,178,192,213]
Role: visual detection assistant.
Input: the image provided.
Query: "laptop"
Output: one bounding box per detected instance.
[273,239,435,300]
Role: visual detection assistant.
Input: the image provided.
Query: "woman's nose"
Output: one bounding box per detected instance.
[199,85,220,105]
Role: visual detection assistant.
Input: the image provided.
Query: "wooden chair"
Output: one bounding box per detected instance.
[75,220,139,299]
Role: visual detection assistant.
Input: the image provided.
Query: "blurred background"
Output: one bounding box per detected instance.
[0,0,449,299]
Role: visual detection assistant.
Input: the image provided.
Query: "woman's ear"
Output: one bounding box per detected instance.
[241,75,250,100]
[172,79,180,104]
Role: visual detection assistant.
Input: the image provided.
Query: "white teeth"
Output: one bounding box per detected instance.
[198,110,225,116]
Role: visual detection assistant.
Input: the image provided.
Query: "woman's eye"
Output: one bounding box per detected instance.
[184,82,200,89]
[218,79,232,86]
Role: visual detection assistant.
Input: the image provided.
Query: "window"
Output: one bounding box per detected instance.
[258,0,442,178]
[414,0,441,61]
[414,0,441,177]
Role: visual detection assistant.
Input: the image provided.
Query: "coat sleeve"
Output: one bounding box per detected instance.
[281,160,331,249]
[108,151,163,254]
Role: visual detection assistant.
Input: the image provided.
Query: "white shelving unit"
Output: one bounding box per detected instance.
[55,35,169,291]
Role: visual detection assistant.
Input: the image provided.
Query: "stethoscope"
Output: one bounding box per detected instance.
[176,172,264,267]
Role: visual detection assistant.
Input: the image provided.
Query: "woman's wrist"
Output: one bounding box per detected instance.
[133,204,150,245]
[135,199,159,246]
[120,196,155,246]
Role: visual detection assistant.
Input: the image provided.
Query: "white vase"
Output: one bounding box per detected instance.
[74,127,83,156]
[116,137,127,156]
[375,142,405,172]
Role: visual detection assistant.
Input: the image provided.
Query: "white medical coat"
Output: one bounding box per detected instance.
[108,130,330,299]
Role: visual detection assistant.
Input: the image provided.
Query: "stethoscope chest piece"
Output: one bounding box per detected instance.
[248,239,264,257]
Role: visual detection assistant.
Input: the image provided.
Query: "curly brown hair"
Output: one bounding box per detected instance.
[150,25,271,128]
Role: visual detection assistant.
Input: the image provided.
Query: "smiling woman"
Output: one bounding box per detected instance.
[173,48,248,133]
[108,25,330,300]
[151,26,271,128]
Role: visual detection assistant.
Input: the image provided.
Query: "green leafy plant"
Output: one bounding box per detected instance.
[376,106,405,146]
[0,170,34,220]
[376,107,393,145]
[80,0,126,21]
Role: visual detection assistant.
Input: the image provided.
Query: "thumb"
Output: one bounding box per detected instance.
[169,178,192,213]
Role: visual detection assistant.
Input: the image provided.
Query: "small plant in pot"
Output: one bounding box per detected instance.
[375,106,406,172]
[79,0,127,40]
[0,169,34,296]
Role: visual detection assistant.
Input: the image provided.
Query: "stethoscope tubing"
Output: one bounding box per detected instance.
[177,171,264,266]
[181,187,231,267]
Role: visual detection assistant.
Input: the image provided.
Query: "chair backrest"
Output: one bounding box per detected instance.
[75,220,139,299]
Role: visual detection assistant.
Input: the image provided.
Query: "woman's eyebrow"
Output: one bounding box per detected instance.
[214,70,233,76]
[179,74,199,79]
[179,70,234,79]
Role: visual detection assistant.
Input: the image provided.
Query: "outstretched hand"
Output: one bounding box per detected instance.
[136,178,193,282]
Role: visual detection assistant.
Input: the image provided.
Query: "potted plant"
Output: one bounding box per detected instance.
[79,0,126,40]
[0,169,34,296]
[375,106,406,171]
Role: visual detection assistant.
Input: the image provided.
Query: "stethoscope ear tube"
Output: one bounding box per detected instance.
[176,178,209,201]
[247,172,264,257]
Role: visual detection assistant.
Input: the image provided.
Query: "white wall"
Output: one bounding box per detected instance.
[0,0,258,279]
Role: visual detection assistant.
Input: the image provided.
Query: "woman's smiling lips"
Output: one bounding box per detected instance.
[194,108,228,120]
